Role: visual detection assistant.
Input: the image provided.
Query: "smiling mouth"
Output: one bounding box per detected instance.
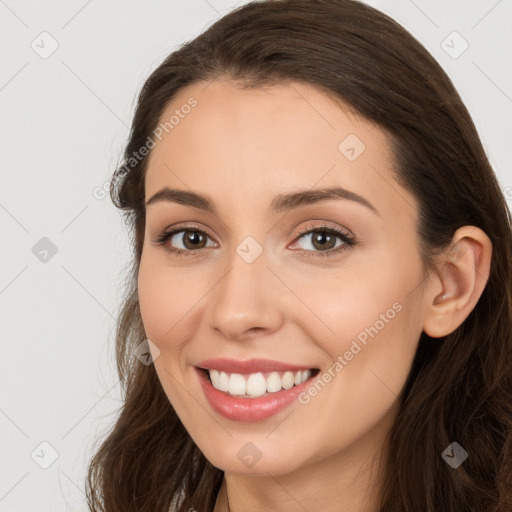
[198,367,320,398]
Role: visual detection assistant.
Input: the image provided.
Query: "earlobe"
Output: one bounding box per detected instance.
[422,226,492,338]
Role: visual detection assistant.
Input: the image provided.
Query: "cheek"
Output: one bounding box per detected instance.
[137,259,194,347]
[305,268,420,391]
[288,264,404,346]
[137,261,201,417]
[289,258,420,394]
[293,239,422,345]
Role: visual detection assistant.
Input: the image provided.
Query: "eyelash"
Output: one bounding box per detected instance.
[151,222,357,259]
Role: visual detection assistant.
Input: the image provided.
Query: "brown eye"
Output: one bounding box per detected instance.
[294,229,345,252]
[309,231,337,251]
[152,225,217,256]
[178,230,208,250]
[290,224,357,259]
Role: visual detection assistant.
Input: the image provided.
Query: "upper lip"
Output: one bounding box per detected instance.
[196,358,317,374]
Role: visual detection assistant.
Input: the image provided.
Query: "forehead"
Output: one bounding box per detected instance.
[144,79,417,222]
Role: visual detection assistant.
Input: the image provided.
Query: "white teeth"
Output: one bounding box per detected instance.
[218,370,230,392]
[228,373,247,395]
[210,369,220,388]
[266,372,282,393]
[282,371,295,389]
[207,368,313,396]
[246,373,267,397]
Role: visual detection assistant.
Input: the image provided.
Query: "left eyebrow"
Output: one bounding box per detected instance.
[269,186,380,217]
[145,185,380,217]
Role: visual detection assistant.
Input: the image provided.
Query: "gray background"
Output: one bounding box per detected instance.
[1,0,511,510]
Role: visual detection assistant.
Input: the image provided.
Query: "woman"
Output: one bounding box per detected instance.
[86,1,512,510]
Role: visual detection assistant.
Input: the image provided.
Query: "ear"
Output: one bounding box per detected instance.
[422,226,492,338]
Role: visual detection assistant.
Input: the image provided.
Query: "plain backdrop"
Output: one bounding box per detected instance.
[1,0,511,510]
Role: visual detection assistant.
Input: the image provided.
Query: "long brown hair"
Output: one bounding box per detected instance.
[86,1,512,510]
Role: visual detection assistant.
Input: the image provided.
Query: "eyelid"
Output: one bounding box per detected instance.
[293,221,354,239]
[154,221,216,240]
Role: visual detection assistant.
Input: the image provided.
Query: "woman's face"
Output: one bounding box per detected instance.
[138,79,432,477]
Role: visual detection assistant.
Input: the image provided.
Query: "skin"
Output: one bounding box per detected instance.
[137,79,492,512]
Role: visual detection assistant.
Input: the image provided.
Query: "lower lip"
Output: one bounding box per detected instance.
[195,367,318,422]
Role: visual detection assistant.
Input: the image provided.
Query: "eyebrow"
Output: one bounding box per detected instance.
[145,185,380,217]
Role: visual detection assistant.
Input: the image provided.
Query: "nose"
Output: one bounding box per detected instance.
[207,247,284,340]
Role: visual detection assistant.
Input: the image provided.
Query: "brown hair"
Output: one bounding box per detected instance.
[86,1,512,510]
